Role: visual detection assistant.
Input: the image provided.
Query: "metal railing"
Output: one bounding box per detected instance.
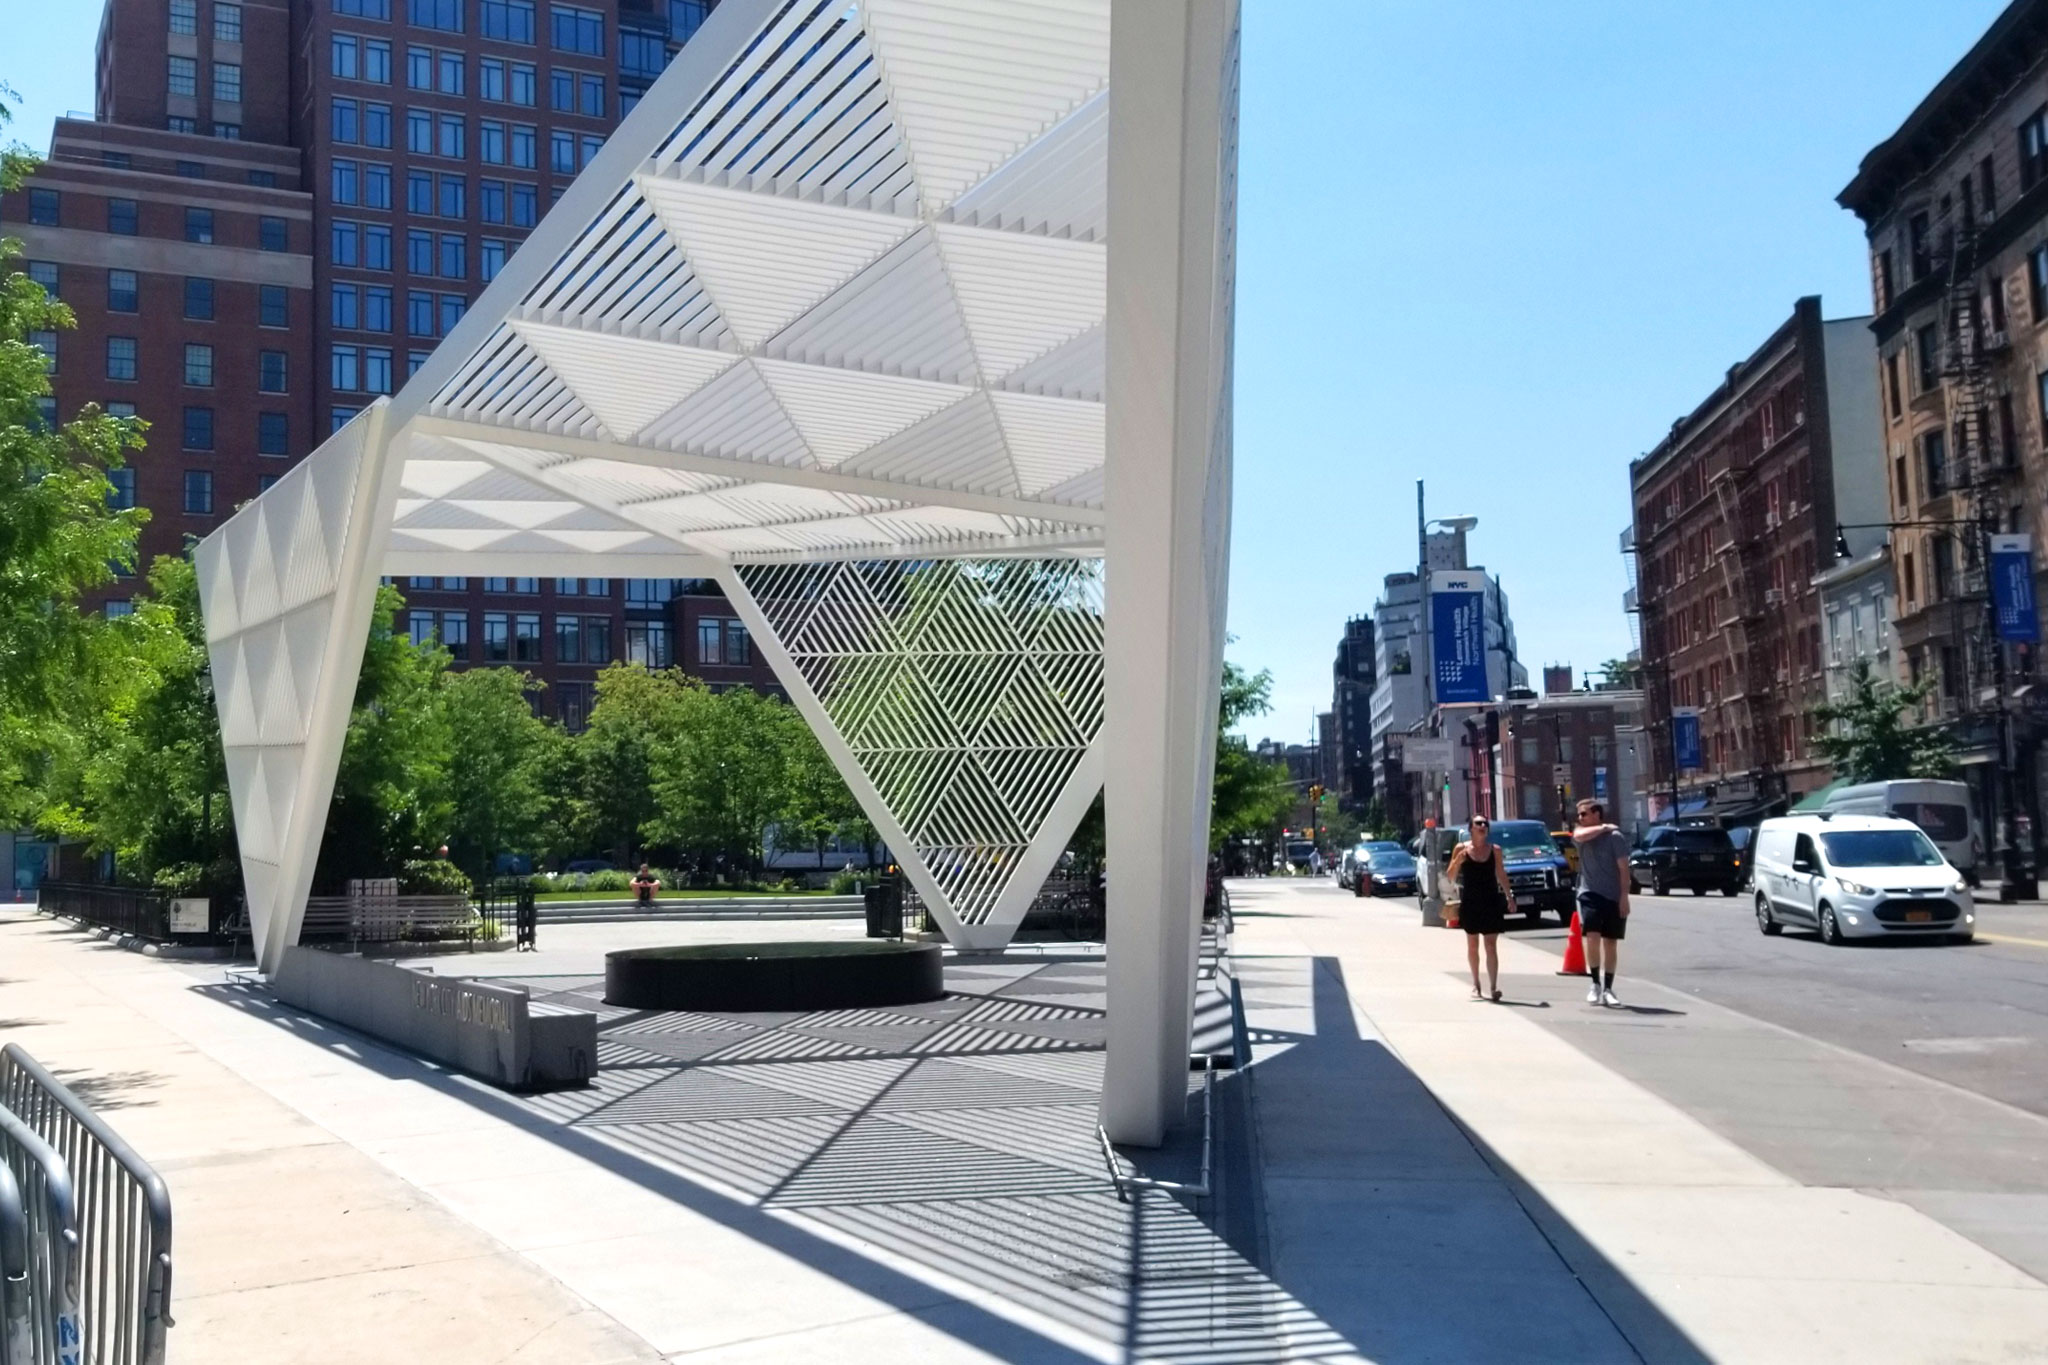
[31,889,169,944]
[0,1158,33,1365]
[0,1048,171,1365]
[0,1101,77,1365]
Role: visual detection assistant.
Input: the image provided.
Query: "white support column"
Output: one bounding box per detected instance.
[193,403,405,974]
[1101,0,1240,1147]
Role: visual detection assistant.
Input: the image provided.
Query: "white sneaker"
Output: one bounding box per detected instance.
[1586,980,1602,1004]
[1601,987,1621,1008]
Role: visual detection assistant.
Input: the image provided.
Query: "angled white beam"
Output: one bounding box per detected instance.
[382,552,720,578]
[1101,0,1240,1148]
[406,416,1106,527]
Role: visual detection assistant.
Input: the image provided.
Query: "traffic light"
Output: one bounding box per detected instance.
[1308,784,1324,802]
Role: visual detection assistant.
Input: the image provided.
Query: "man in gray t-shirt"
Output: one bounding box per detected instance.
[1570,798,1632,1007]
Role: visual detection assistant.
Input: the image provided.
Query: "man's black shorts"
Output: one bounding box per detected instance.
[1577,891,1627,940]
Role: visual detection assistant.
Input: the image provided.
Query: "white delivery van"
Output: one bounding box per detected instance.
[1751,814,1975,945]
[1820,780,1975,881]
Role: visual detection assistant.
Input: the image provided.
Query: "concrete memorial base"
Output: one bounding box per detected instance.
[272,946,596,1089]
[604,940,944,1011]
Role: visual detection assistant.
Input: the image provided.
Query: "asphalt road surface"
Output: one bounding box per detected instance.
[1349,883,2048,1283]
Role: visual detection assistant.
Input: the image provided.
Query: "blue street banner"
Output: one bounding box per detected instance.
[1672,709,1702,772]
[1990,533,2039,643]
[1429,572,1489,705]
[1594,766,1609,802]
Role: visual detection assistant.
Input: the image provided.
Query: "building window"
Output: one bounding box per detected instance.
[170,0,197,34]
[258,411,289,455]
[260,284,288,328]
[1908,211,1931,282]
[365,160,392,207]
[407,46,433,90]
[333,220,360,266]
[259,350,289,392]
[408,290,435,335]
[366,286,393,331]
[409,613,437,648]
[408,0,463,32]
[28,188,58,225]
[512,183,537,226]
[177,160,205,179]
[511,124,536,168]
[365,347,393,394]
[439,50,465,95]
[558,680,592,732]
[1518,736,1538,765]
[366,224,392,270]
[331,406,361,433]
[107,468,136,510]
[1922,429,1948,498]
[183,344,214,387]
[481,58,507,101]
[480,119,505,163]
[481,238,507,281]
[438,113,465,158]
[108,199,137,234]
[408,169,433,213]
[441,611,470,660]
[181,276,214,320]
[408,349,430,377]
[26,261,58,298]
[214,64,243,104]
[625,578,674,607]
[247,169,275,187]
[186,208,214,244]
[625,619,672,667]
[1916,323,1939,392]
[106,337,138,382]
[334,281,361,328]
[260,216,288,251]
[215,123,241,141]
[438,174,465,217]
[333,158,360,203]
[579,133,603,168]
[1885,351,1902,420]
[168,56,197,98]
[514,613,542,662]
[408,228,434,273]
[580,73,605,117]
[406,107,431,152]
[333,34,361,79]
[168,117,197,134]
[366,38,392,83]
[481,179,506,222]
[26,330,56,372]
[184,406,215,450]
[485,577,538,593]
[439,293,466,334]
[333,98,360,144]
[439,234,466,279]
[511,61,536,105]
[183,470,214,514]
[481,0,537,42]
[620,29,666,82]
[551,5,604,55]
[334,0,391,16]
[482,612,509,661]
[332,345,360,391]
[2022,105,2048,193]
[2031,245,2048,325]
[550,128,575,173]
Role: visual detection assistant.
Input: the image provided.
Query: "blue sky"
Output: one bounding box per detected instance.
[0,0,2016,740]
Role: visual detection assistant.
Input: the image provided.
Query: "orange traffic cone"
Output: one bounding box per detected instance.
[1557,909,1587,976]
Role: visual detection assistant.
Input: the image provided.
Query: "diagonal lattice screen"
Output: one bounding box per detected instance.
[736,559,1104,926]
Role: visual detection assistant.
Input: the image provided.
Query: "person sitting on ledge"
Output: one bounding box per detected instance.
[632,864,660,909]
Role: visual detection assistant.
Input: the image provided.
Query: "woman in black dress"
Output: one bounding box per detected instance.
[1447,815,1515,1001]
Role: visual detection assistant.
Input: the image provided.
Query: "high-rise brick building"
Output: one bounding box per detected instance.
[2,0,778,718]
[1627,297,1886,820]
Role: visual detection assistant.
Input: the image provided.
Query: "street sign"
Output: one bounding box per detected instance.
[1402,737,1454,772]
[1429,572,1489,705]
[1551,763,1572,785]
[1673,709,1702,772]
[1991,534,2039,643]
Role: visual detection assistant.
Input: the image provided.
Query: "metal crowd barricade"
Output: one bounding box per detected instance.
[0,1048,171,1365]
[1,1150,42,1365]
[0,1101,78,1365]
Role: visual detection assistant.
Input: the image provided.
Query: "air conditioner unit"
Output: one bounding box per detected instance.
[1763,588,1782,606]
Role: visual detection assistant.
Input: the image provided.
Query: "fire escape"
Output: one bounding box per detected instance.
[1709,454,1772,782]
[1937,204,2001,714]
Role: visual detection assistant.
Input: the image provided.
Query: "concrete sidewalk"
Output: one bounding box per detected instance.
[1230,878,2048,1364]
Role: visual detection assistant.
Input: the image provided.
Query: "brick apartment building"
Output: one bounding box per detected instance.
[1838,0,2048,870]
[1628,296,1886,821]
[1477,676,1643,831]
[1,0,780,724]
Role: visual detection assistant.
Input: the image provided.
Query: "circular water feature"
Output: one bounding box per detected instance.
[603,940,945,1011]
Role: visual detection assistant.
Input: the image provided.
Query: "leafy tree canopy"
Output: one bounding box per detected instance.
[1811,660,1957,783]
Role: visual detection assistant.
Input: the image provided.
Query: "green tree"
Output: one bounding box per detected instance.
[646,683,804,875]
[1596,657,1644,689]
[442,666,565,881]
[1359,795,1401,841]
[569,663,693,863]
[1209,662,1293,848]
[315,586,454,888]
[0,95,148,823]
[1811,660,1957,782]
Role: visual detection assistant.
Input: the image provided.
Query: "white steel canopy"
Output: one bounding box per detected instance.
[195,0,1237,1148]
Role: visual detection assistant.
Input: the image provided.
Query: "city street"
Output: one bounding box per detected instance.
[1336,882,2048,1285]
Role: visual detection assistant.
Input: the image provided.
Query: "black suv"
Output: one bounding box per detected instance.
[1629,825,1743,896]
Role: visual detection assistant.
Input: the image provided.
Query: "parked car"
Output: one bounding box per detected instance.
[1751,814,1974,945]
[1816,779,1977,884]
[1432,819,1574,924]
[1357,848,1418,898]
[1340,840,1404,889]
[1629,824,1742,896]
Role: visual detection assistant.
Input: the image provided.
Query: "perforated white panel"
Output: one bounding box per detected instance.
[733,559,1104,934]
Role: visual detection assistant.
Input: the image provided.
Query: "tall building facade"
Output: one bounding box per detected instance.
[1628,296,1885,820]
[1838,0,2048,881]
[1,0,777,721]
[1329,615,1375,812]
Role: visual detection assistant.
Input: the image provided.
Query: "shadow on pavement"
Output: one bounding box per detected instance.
[1234,955,1711,1364]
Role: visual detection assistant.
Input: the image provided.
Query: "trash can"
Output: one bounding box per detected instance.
[864,874,903,938]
